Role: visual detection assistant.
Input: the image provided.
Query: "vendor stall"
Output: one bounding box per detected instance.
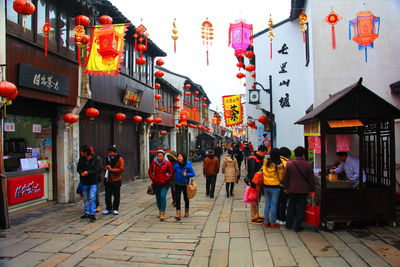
[296,78,400,229]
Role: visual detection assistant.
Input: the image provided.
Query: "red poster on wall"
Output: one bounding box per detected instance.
[7,174,45,205]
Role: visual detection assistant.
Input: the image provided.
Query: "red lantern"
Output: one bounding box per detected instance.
[245,51,255,59]
[179,110,189,125]
[247,121,256,129]
[236,73,245,79]
[63,113,78,126]
[184,84,191,89]
[0,81,17,99]
[133,115,143,123]
[99,15,113,25]
[185,92,191,96]
[202,97,207,101]
[8,90,18,101]
[193,91,199,95]
[237,62,245,69]
[80,34,90,45]
[229,20,253,58]
[96,24,121,65]
[145,117,154,124]
[85,108,99,121]
[153,117,162,124]
[245,64,255,72]
[244,83,246,87]
[137,44,147,52]
[160,130,167,136]
[136,57,146,65]
[258,116,269,124]
[173,105,181,110]
[176,123,182,128]
[13,0,35,16]
[114,113,126,124]
[174,97,181,102]
[155,83,161,89]
[202,103,207,107]
[75,15,90,27]
[156,58,165,66]
[252,84,255,89]
[155,71,164,77]
[252,72,256,78]
[194,97,199,102]
[155,94,162,100]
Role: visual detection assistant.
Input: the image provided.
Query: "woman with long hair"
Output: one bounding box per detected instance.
[221,150,239,198]
[172,153,195,220]
[262,148,284,228]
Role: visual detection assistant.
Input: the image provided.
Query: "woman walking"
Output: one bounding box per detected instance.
[262,148,284,228]
[222,150,239,198]
[173,153,195,220]
[166,151,178,207]
[148,150,173,221]
[77,145,102,222]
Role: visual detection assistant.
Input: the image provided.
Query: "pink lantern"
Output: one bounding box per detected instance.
[229,20,253,58]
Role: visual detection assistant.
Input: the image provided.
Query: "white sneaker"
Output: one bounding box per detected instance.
[276,220,282,224]
[102,210,111,215]
[113,210,119,215]
[280,221,286,225]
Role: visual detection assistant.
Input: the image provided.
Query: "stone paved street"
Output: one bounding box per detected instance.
[1,161,400,267]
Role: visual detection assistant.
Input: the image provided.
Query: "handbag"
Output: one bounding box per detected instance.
[186,179,197,199]
[251,171,263,186]
[242,186,259,204]
[304,194,320,226]
[147,184,155,195]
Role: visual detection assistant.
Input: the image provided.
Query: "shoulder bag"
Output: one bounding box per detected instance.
[292,161,311,186]
[186,179,197,199]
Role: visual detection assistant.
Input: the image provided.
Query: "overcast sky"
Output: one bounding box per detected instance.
[111,0,291,110]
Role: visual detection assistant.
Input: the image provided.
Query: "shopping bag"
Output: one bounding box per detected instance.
[242,186,259,204]
[147,184,155,195]
[187,179,197,199]
[304,194,320,226]
[252,171,263,186]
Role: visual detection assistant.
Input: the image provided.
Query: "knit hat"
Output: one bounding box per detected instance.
[156,149,165,155]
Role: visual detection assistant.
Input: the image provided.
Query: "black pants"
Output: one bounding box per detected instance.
[105,181,121,211]
[286,193,308,229]
[277,188,288,222]
[170,184,177,204]
[206,175,217,198]
[226,182,234,197]
[175,184,189,210]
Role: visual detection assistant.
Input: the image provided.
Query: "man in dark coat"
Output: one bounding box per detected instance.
[284,146,315,232]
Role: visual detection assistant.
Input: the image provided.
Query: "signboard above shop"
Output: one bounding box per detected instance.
[18,63,70,96]
[122,88,144,108]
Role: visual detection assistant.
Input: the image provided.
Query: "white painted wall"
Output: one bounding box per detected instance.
[251,19,314,151]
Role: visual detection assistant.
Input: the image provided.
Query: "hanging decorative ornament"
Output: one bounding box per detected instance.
[258,116,269,124]
[133,115,143,123]
[236,62,245,69]
[85,107,99,121]
[184,92,191,96]
[172,18,178,53]
[193,91,199,95]
[0,80,18,117]
[98,15,113,25]
[134,22,148,58]
[245,50,255,59]
[156,58,164,66]
[154,83,161,89]
[174,97,181,102]
[64,113,79,127]
[153,117,162,124]
[201,18,214,65]
[42,20,51,57]
[323,8,342,50]
[252,72,256,78]
[75,15,90,27]
[160,130,167,136]
[349,11,380,63]
[74,15,91,66]
[154,94,162,100]
[145,117,153,124]
[184,84,191,89]
[236,72,245,79]
[173,105,181,110]
[268,14,274,60]
[176,123,182,128]
[136,57,146,66]
[202,103,207,107]
[245,64,255,72]
[155,70,164,77]
[114,113,126,124]
[229,19,253,61]
[194,97,199,102]
[179,110,189,126]
[13,0,35,31]
[298,9,308,42]
[202,97,207,101]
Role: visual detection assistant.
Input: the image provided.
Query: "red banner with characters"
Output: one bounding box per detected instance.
[7,174,45,205]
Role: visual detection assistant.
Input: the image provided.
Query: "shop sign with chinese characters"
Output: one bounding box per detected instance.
[18,63,70,96]
[7,174,45,205]
[222,95,243,127]
[4,122,15,132]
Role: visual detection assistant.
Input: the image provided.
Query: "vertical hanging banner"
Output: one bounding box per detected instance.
[85,24,129,76]
[222,95,243,127]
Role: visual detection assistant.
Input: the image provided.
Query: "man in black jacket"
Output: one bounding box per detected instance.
[246,145,267,224]
[77,145,102,222]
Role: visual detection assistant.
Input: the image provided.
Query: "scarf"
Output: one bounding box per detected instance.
[154,157,167,166]
[106,153,120,168]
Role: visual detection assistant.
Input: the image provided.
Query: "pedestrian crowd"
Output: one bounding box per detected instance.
[77,140,315,232]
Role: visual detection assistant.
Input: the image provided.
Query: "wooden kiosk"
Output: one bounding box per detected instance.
[296,78,400,228]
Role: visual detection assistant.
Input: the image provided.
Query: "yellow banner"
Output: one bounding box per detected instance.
[222,95,243,127]
[85,24,128,76]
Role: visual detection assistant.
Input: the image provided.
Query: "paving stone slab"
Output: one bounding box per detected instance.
[269,246,297,266]
[320,231,351,251]
[0,238,48,258]
[298,231,339,257]
[1,251,52,267]
[347,242,390,266]
[229,223,249,238]
[362,240,400,266]
[209,249,228,267]
[265,232,286,247]
[290,246,319,266]
[229,238,252,267]
[30,239,75,253]
[282,230,305,248]
[36,252,71,267]
[338,250,369,267]
[316,256,350,267]
[252,250,274,267]
[249,229,268,251]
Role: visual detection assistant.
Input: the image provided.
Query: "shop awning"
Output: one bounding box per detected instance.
[295,78,400,125]
[196,133,215,139]
[390,80,400,94]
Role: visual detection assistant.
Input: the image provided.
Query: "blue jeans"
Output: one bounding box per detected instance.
[264,187,280,224]
[81,184,98,215]
[154,185,169,212]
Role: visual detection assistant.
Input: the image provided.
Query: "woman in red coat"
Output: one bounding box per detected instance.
[148,150,173,221]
